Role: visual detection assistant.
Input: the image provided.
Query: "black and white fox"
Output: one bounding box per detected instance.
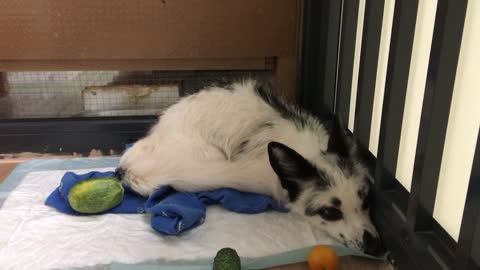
[116,79,383,255]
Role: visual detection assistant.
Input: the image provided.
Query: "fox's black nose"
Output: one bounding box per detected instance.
[363,230,385,256]
[114,167,126,180]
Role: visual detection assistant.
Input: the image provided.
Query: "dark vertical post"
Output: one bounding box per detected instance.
[335,0,360,126]
[371,0,418,266]
[406,0,468,231]
[353,0,384,147]
[374,0,418,189]
[472,223,480,269]
[298,0,341,118]
[455,129,480,270]
[298,0,322,112]
[322,0,342,114]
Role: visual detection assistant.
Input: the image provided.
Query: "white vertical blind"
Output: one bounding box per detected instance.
[433,0,480,241]
[368,0,395,156]
[347,0,365,131]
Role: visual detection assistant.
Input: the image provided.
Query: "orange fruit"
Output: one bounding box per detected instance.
[307,246,339,270]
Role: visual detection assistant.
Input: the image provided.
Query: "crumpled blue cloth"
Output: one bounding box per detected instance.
[45,171,287,235]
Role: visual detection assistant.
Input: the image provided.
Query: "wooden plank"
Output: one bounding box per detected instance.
[0,0,299,60]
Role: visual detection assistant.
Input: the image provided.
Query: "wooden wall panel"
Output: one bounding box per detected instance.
[0,0,299,60]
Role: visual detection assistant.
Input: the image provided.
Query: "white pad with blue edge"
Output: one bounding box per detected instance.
[0,167,335,270]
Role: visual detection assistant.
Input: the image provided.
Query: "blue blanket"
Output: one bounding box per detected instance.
[45,171,287,235]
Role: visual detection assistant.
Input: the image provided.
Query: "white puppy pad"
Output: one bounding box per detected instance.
[0,169,333,270]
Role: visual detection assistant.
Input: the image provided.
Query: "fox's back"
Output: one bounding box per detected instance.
[152,80,328,163]
[119,79,329,197]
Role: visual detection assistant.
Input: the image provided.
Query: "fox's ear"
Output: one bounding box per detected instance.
[268,141,329,200]
[268,141,318,181]
[327,115,350,159]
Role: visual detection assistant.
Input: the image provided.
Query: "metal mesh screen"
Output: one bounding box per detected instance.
[0,70,271,119]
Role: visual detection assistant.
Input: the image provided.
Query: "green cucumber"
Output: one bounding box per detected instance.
[213,247,241,270]
[68,177,124,214]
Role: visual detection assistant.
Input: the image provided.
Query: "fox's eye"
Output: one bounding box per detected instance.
[305,206,344,221]
[319,207,343,221]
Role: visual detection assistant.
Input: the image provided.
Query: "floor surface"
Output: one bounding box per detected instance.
[0,157,393,270]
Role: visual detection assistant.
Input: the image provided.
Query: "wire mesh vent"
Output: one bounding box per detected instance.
[0,70,271,119]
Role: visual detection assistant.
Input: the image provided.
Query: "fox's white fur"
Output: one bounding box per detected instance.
[118,79,382,255]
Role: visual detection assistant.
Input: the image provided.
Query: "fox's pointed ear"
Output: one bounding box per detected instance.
[327,115,350,159]
[268,141,318,181]
[268,142,328,200]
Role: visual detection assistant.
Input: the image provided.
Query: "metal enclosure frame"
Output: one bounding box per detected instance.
[300,0,479,269]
